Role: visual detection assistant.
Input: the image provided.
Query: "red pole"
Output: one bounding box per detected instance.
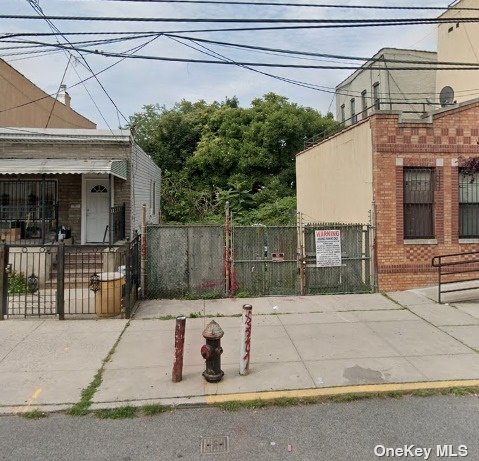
[172,315,186,383]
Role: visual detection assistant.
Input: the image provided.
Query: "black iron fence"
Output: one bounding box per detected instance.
[0,236,140,319]
[109,203,126,244]
[432,250,479,304]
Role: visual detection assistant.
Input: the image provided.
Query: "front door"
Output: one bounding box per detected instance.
[86,179,110,243]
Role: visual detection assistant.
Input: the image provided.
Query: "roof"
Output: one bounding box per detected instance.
[0,58,96,129]
[0,127,131,144]
[296,97,479,157]
[335,48,437,90]
[0,158,128,180]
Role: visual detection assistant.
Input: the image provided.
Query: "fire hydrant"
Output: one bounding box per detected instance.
[201,320,224,383]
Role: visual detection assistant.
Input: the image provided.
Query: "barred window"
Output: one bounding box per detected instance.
[404,168,435,239]
[459,171,479,238]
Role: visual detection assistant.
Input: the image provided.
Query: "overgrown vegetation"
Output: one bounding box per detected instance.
[8,271,37,294]
[67,322,130,416]
[19,409,48,419]
[95,405,137,419]
[216,386,479,411]
[129,93,340,224]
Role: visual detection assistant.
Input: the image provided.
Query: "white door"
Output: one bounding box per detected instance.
[86,179,110,243]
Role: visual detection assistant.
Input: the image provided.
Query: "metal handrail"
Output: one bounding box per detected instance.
[432,250,479,303]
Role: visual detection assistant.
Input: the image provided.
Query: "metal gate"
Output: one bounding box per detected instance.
[145,225,226,299]
[231,223,373,296]
[0,237,140,319]
[231,226,298,296]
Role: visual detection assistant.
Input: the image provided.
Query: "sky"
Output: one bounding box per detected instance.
[0,0,446,128]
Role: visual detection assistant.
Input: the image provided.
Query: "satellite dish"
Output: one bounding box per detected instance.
[440,86,455,107]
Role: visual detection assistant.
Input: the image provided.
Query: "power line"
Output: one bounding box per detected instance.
[163,33,475,67]
[28,41,479,70]
[0,36,160,114]
[27,0,130,124]
[0,20,468,36]
[3,14,479,25]
[56,0,479,11]
[45,54,72,127]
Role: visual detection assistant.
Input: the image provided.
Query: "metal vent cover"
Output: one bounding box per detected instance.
[201,436,230,454]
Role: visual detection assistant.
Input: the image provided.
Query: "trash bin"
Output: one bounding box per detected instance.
[95,271,125,317]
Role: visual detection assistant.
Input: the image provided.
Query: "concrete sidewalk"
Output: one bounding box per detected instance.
[93,292,479,408]
[1,291,479,414]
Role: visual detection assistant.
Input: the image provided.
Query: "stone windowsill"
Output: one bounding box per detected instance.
[403,239,438,245]
[459,238,479,244]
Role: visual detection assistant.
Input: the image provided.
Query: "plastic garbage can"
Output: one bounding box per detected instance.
[95,271,125,317]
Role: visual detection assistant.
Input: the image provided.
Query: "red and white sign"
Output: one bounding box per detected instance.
[315,229,342,267]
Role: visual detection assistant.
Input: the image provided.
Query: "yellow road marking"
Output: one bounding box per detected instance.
[13,387,43,414]
[206,380,479,404]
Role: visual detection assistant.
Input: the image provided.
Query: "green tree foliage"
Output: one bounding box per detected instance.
[129,93,340,224]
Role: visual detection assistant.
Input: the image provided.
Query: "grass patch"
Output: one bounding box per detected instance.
[67,369,102,416]
[141,403,170,416]
[159,314,176,321]
[95,405,137,419]
[216,386,479,411]
[181,292,223,300]
[189,311,203,318]
[66,321,131,416]
[234,291,251,298]
[19,409,47,419]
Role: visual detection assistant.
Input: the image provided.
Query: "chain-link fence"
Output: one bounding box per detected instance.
[144,221,373,299]
[145,224,226,299]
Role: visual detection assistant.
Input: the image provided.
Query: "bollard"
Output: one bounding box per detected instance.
[172,315,186,383]
[239,304,253,375]
[201,320,224,383]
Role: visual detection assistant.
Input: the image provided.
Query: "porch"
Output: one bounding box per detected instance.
[0,160,128,246]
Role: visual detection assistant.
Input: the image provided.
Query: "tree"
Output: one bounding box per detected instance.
[129,93,341,223]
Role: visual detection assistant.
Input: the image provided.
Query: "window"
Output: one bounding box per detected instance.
[404,168,435,239]
[90,185,107,193]
[350,98,357,124]
[373,82,380,110]
[361,90,367,119]
[340,104,345,124]
[459,172,479,238]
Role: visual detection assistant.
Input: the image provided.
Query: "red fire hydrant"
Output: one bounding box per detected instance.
[201,320,224,383]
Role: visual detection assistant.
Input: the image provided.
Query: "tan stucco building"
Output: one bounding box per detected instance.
[0,59,96,129]
[335,48,437,126]
[436,0,479,106]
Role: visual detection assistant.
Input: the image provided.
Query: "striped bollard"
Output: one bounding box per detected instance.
[239,304,253,375]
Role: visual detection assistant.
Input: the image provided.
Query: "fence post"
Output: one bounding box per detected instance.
[172,315,186,382]
[124,241,132,318]
[224,201,231,297]
[56,243,65,320]
[140,203,147,299]
[297,212,306,296]
[0,243,9,320]
[239,304,253,375]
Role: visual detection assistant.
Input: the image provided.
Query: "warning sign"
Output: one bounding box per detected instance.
[315,229,342,267]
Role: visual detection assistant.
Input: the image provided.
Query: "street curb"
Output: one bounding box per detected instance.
[3,379,479,415]
[204,379,479,404]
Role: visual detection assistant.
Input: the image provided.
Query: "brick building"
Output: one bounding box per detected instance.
[296,99,479,291]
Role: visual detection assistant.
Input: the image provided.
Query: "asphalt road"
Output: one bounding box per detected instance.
[0,396,477,461]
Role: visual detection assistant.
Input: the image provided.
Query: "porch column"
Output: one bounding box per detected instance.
[41,174,46,245]
[108,174,112,246]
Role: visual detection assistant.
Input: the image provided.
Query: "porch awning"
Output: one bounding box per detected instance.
[0,159,128,180]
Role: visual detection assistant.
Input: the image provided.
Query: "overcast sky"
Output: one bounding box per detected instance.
[1,0,445,128]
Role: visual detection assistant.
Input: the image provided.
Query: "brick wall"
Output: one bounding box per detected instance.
[371,102,479,291]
